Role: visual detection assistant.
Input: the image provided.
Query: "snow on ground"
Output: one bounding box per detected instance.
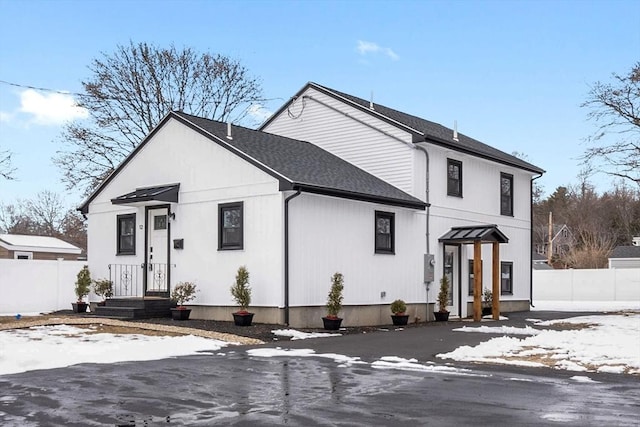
[0,324,229,376]
[271,329,341,340]
[247,347,366,367]
[439,313,640,374]
[453,325,541,336]
[532,301,640,312]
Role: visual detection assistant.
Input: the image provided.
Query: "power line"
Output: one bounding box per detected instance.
[0,79,85,98]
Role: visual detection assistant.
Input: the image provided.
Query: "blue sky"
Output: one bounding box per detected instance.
[0,0,638,208]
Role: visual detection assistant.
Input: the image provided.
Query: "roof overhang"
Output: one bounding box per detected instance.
[111,184,180,206]
[439,224,509,244]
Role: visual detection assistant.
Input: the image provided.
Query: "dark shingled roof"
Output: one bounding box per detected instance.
[80,111,427,213]
[173,112,425,209]
[610,246,640,259]
[264,83,544,174]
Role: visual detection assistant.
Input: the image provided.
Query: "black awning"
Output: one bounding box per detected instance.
[439,224,509,244]
[111,184,180,205]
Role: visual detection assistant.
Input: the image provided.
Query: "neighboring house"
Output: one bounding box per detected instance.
[262,82,544,319]
[80,83,544,326]
[609,237,640,269]
[535,224,574,260]
[0,234,82,260]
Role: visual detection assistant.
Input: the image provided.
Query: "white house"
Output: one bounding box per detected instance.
[80,83,544,326]
[262,83,544,320]
[609,237,640,269]
[79,112,427,327]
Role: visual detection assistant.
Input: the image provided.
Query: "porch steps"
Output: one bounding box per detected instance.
[94,298,173,319]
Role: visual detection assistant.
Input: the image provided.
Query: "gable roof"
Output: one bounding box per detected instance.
[610,245,640,259]
[0,234,81,254]
[79,111,427,213]
[262,82,544,174]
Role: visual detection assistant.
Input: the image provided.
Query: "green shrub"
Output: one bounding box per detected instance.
[437,275,450,313]
[326,272,344,318]
[75,266,91,302]
[230,266,251,312]
[171,282,198,307]
[92,279,113,300]
[390,299,407,315]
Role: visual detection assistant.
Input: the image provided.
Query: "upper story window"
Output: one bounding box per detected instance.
[501,261,513,295]
[500,173,513,216]
[447,159,462,197]
[375,211,395,254]
[117,213,136,255]
[219,202,243,250]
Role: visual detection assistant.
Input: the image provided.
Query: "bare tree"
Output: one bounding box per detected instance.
[582,62,640,186]
[0,191,87,252]
[0,146,16,180]
[54,41,264,195]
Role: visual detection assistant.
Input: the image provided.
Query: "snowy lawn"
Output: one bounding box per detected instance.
[438,312,640,375]
[0,324,229,376]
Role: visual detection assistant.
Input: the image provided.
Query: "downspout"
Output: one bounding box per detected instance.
[530,174,543,308]
[415,144,431,319]
[284,190,302,326]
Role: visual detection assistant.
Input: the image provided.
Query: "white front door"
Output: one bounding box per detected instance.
[443,245,459,317]
[146,207,169,294]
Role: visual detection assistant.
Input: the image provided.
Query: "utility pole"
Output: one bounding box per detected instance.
[547,211,553,265]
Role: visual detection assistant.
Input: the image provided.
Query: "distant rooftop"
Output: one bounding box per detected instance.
[0,234,81,254]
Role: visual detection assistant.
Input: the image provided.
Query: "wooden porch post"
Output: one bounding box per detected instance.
[473,240,482,321]
[492,241,500,320]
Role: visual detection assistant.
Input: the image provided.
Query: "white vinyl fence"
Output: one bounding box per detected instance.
[0,259,86,315]
[533,268,640,302]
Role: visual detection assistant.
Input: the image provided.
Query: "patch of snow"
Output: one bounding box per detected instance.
[481,315,509,320]
[271,329,341,340]
[371,356,488,376]
[532,301,640,312]
[570,375,599,383]
[246,347,366,365]
[507,377,534,382]
[440,313,640,375]
[0,324,229,375]
[453,325,541,336]
[541,412,579,422]
[525,318,542,323]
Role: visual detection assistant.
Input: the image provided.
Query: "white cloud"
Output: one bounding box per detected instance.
[0,111,12,123]
[19,89,88,125]
[356,40,399,61]
[247,103,273,123]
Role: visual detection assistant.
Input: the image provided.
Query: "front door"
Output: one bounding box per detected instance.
[443,245,460,317]
[146,207,169,296]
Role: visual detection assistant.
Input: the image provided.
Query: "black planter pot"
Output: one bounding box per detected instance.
[171,308,192,320]
[482,306,492,316]
[391,314,409,326]
[233,312,254,326]
[322,316,343,330]
[72,302,88,313]
[434,311,449,322]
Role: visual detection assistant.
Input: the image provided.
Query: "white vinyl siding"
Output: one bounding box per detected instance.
[264,88,416,196]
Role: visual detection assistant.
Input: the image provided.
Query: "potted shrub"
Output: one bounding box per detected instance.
[170,281,197,320]
[322,272,344,330]
[390,299,409,326]
[72,265,91,313]
[434,275,450,321]
[482,288,493,316]
[230,266,253,326]
[92,279,113,306]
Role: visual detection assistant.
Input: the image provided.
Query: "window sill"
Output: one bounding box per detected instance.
[116,252,136,256]
[218,247,244,251]
[374,250,395,255]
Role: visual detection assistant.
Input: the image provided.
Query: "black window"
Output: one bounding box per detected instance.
[375,211,395,254]
[447,159,462,197]
[117,213,136,255]
[500,173,513,216]
[468,259,482,296]
[501,261,513,295]
[219,202,243,250]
